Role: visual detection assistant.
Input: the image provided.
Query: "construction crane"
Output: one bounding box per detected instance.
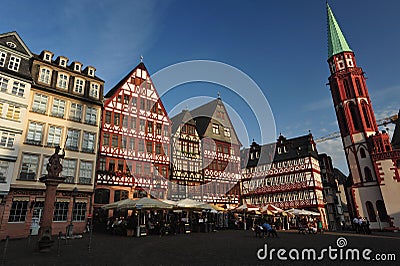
[315,114,398,143]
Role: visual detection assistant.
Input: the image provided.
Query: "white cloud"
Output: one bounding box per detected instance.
[317,138,348,175]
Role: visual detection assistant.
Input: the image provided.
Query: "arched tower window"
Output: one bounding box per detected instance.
[355,78,363,96]
[360,147,366,158]
[361,101,372,129]
[349,102,362,131]
[376,200,389,222]
[343,79,351,98]
[337,107,349,134]
[365,201,377,222]
[364,167,373,182]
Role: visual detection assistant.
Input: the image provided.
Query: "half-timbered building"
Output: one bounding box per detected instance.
[241,134,327,227]
[190,97,241,205]
[169,109,202,200]
[94,62,170,215]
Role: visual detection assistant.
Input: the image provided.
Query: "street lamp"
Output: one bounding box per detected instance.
[67,187,79,236]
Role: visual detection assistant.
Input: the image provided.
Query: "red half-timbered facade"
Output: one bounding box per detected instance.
[241,134,327,227]
[94,62,170,213]
[190,98,241,205]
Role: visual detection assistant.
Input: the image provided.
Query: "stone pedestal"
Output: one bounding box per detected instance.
[37,175,65,252]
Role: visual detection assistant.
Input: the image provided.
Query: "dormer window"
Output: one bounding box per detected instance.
[72,62,82,72]
[45,54,51,61]
[87,67,96,77]
[60,59,66,67]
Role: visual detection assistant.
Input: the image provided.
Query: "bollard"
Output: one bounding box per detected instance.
[57,232,61,257]
[1,236,9,266]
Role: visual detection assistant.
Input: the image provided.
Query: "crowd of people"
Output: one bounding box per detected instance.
[352,217,371,234]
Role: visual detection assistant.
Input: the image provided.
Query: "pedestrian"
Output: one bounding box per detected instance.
[317,219,323,233]
[358,217,364,234]
[352,217,359,233]
[262,221,278,238]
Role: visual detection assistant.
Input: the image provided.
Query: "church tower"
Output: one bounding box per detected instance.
[326,3,393,229]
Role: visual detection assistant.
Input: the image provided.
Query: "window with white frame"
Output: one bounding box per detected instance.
[39,67,51,84]
[26,122,44,145]
[0,76,9,92]
[57,73,68,89]
[212,124,220,135]
[85,106,97,125]
[47,125,62,147]
[6,105,20,120]
[0,160,9,182]
[8,55,20,71]
[11,81,25,97]
[69,103,82,122]
[19,153,39,180]
[79,161,93,184]
[62,159,76,183]
[82,132,95,153]
[66,129,80,151]
[224,127,231,137]
[89,83,99,98]
[0,131,15,148]
[51,98,65,118]
[0,52,6,67]
[8,200,28,222]
[53,201,69,221]
[74,78,84,94]
[73,202,87,221]
[32,93,48,114]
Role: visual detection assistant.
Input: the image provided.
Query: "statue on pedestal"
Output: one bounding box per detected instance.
[46,145,65,178]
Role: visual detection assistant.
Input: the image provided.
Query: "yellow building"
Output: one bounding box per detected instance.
[0,48,104,239]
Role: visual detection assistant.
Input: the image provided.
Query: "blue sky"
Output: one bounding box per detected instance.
[2,0,400,174]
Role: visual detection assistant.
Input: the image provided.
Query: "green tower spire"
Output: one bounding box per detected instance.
[327,2,352,59]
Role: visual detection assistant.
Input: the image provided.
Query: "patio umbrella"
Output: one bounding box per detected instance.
[233,203,259,212]
[175,198,207,210]
[260,204,283,215]
[101,198,136,210]
[119,197,174,210]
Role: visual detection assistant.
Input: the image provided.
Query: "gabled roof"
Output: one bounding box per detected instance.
[242,133,318,168]
[105,62,147,98]
[0,31,33,57]
[391,110,400,150]
[190,99,219,136]
[190,98,241,146]
[326,3,352,59]
[171,109,196,134]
